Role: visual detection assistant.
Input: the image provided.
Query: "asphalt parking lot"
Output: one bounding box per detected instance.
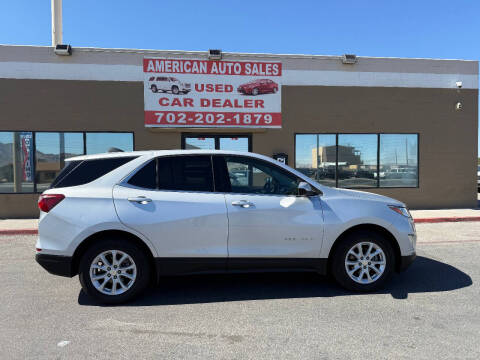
[1,223,479,359]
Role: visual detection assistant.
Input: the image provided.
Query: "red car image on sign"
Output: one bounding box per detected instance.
[237,79,279,95]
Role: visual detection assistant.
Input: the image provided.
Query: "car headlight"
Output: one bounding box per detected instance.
[388,205,411,218]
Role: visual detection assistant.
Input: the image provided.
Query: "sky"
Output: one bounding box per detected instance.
[0,0,479,153]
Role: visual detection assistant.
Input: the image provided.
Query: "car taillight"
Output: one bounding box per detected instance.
[38,194,65,213]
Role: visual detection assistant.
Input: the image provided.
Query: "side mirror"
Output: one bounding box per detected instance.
[297,181,316,196]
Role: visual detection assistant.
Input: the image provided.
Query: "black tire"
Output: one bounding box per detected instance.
[171,85,179,95]
[252,88,259,96]
[331,230,395,292]
[151,85,158,93]
[78,237,151,304]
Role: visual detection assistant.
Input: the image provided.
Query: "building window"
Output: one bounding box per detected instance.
[295,133,418,189]
[0,131,134,193]
[35,132,84,192]
[338,134,378,188]
[380,134,418,187]
[86,132,134,154]
[295,134,336,187]
[0,132,34,193]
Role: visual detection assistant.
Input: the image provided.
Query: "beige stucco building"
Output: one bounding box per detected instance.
[0,44,478,217]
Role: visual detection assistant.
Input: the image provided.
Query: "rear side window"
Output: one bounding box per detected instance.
[127,160,156,189]
[158,156,213,192]
[50,157,136,188]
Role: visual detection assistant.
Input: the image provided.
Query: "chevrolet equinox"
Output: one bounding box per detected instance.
[36,150,416,304]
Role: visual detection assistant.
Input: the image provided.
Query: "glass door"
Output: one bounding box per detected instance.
[184,137,216,150]
[183,134,251,152]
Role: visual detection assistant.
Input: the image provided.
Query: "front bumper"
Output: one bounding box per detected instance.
[398,252,416,272]
[36,253,74,277]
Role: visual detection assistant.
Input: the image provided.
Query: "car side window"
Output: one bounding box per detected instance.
[157,155,213,192]
[224,156,299,195]
[127,159,156,189]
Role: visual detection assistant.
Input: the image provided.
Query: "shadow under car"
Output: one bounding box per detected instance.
[78,256,472,306]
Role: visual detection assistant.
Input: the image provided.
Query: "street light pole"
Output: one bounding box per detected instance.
[51,0,63,46]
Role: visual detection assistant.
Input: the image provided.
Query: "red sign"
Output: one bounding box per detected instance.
[144,58,282,128]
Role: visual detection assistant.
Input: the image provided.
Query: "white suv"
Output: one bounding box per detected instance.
[148,76,191,94]
[36,150,416,304]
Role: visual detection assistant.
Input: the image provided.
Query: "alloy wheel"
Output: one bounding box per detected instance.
[344,242,386,284]
[89,250,137,295]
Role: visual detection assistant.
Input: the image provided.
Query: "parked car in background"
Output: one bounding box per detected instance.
[354,169,376,179]
[36,150,416,304]
[374,171,386,179]
[385,167,417,179]
[147,76,191,94]
[237,79,279,95]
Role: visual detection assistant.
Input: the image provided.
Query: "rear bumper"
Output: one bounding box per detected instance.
[398,252,416,272]
[35,253,74,277]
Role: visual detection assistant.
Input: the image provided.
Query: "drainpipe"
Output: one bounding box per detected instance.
[51,0,63,46]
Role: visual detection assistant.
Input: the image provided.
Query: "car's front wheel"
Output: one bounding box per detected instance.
[252,88,259,96]
[171,85,179,94]
[331,230,394,292]
[151,85,158,93]
[78,238,151,304]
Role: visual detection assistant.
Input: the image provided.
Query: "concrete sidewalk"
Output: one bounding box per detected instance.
[410,208,480,223]
[1,206,480,234]
[0,219,38,234]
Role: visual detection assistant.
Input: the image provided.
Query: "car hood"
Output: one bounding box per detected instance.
[327,187,406,207]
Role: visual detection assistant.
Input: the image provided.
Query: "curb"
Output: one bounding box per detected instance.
[414,217,480,224]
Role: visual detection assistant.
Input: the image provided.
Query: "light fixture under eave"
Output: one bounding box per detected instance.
[208,49,222,60]
[54,44,72,56]
[342,54,357,64]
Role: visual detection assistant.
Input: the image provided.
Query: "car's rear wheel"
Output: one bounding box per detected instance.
[151,85,158,93]
[171,85,179,94]
[252,88,259,96]
[78,238,151,304]
[331,230,394,292]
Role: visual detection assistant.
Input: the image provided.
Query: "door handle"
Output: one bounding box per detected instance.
[128,196,152,204]
[231,200,254,208]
